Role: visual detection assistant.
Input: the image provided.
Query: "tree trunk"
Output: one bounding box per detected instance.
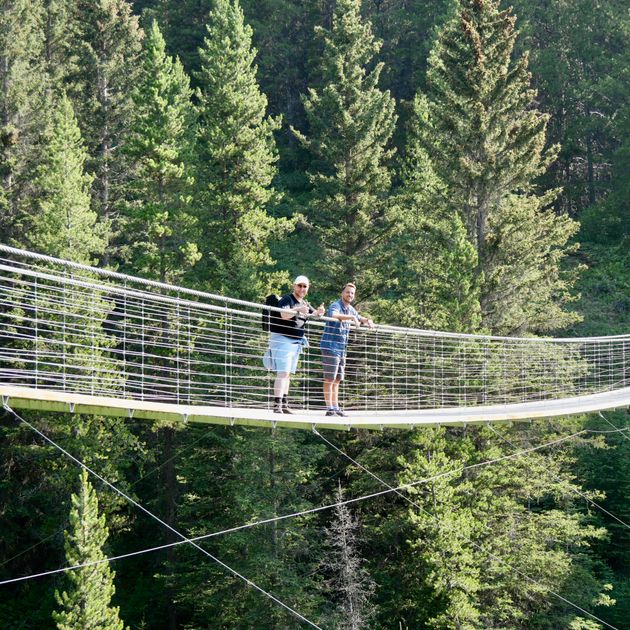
[162,427,178,630]
[586,134,596,206]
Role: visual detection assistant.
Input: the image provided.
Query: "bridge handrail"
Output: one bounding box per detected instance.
[2,244,628,344]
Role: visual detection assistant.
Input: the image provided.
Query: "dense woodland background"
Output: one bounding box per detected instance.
[0,0,629,628]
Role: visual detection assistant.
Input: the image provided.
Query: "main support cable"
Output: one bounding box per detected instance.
[0,422,218,571]
[3,422,623,589]
[486,422,630,530]
[313,429,619,630]
[1,404,322,630]
[598,411,630,442]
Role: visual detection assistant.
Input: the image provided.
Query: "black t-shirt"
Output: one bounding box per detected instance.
[275,293,315,339]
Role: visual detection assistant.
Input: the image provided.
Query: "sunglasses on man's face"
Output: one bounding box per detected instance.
[296,283,308,288]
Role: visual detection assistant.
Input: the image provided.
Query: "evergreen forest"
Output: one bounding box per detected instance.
[0,0,629,628]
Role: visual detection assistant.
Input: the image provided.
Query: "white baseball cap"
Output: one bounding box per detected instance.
[293,275,310,286]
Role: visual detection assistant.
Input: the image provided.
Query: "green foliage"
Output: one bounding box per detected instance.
[194,0,293,299]
[293,0,399,299]
[42,0,79,85]
[68,0,143,249]
[0,408,148,627]
[172,427,326,627]
[241,0,320,122]
[421,0,581,334]
[0,0,47,244]
[27,94,107,264]
[401,438,480,627]
[566,244,630,338]
[380,92,482,331]
[139,0,214,78]
[365,424,613,629]
[579,82,630,246]
[53,469,127,630]
[512,0,629,217]
[122,19,199,282]
[576,411,630,577]
[365,0,454,102]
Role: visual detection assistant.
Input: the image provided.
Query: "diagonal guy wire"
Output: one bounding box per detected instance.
[313,428,619,630]
[2,423,619,587]
[2,404,322,630]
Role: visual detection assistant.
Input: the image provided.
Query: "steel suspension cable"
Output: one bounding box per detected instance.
[313,429,620,630]
[485,422,630,530]
[0,422,219,571]
[598,411,630,442]
[4,417,625,590]
[1,404,322,630]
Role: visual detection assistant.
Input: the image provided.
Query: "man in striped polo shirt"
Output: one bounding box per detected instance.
[320,283,374,416]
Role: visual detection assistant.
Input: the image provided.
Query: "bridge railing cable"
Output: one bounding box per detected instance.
[1,244,629,414]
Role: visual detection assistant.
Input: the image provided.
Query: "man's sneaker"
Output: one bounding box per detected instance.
[282,396,293,414]
[325,410,337,417]
[335,408,348,417]
[273,401,283,414]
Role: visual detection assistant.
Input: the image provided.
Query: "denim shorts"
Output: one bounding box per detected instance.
[263,333,304,374]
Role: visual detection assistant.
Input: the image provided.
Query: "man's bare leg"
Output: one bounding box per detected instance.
[324,378,335,408]
[331,380,341,408]
[273,372,290,412]
[274,372,290,398]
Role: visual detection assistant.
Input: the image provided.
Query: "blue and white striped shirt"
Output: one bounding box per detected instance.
[320,299,359,357]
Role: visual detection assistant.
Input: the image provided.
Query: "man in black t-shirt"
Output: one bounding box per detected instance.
[264,275,324,413]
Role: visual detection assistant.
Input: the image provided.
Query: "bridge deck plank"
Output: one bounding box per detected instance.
[2,385,629,431]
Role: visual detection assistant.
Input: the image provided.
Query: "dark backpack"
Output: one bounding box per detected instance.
[262,294,281,332]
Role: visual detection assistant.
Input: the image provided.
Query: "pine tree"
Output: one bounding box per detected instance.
[580,72,630,246]
[399,429,481,628]
[359,424,613,628]
[68,0,143,257]
[41,0,77,85]
[144,0,214,77]
[27,93,107,264]
[511,0,629,217]
[322,483,376,630]
[364,0,453,102]
[420,0,581,334]
[293,0,398,299]
[194,0,292,299]
[380,92,482,332]
[118,25,200,627]
[3,79,133,533]
[123,19,199,283]
[173,427,325,627]
[240,0,320,123]
[53,469,127,630]
[576,410,630,628]
[0,0,47,245]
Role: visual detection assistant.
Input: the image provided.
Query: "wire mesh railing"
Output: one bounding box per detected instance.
[1,244,629,413]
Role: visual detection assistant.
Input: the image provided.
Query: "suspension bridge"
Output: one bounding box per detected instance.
[1,244,629,430]
[1,244,628,630]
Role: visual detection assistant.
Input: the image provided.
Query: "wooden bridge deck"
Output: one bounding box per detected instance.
[2,385,629,431]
